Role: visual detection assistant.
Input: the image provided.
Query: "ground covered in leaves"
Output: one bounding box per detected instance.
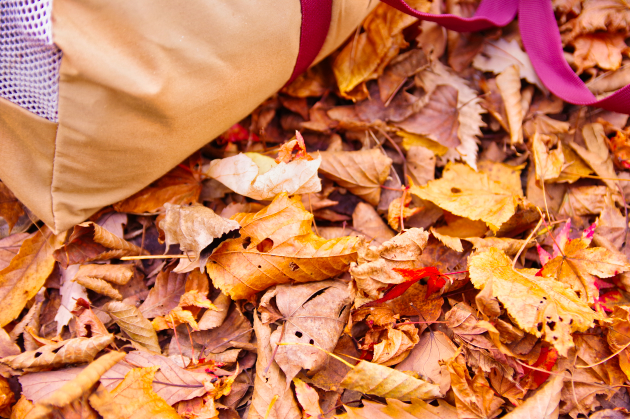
[2,0,630,418]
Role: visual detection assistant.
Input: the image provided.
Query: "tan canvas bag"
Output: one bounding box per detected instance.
[0,0,375,233]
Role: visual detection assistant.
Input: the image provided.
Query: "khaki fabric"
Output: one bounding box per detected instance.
[0,98,57,225]
[1,0,374,233]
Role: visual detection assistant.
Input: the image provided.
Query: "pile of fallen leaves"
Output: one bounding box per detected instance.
[2,0,630,418]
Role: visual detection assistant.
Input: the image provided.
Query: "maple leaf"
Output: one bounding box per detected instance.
[410,162,523,232]
[89,366,180,419]
[160,203,240,273]
[0,227,64,327]
[53,221,145,269]
[539,220,630,303]
[335,398,458,419]
[318,148,393,206]
[572,32,629,73]
[469,248,600,356]
[207,193,359,300]
[415,62,485,169]
[397,85,461,148]
[207,134,321,200]
[113,156,203,214]
[263,280,353,383]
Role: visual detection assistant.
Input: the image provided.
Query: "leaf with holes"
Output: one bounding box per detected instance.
[469,248,600,356]
[207,193,359,300]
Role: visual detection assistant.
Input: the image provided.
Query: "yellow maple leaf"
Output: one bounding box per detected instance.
[468,248,600,356]
[410,162,523,232]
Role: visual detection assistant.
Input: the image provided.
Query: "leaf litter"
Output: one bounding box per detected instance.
[2,1,630,418]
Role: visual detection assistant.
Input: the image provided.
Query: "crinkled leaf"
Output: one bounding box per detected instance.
[105,301,160,353]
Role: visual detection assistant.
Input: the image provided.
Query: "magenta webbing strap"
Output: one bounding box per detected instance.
[381,0,630,113]
[287,0,333,84]
[381,0,517,32]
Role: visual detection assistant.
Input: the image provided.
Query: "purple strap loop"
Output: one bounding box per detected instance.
[381,0,630,114]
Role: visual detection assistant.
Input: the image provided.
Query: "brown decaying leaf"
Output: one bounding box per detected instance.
[197,292,230,330]
[0,182,24,233]
[0,335,113,372]
[138,267,186,318]
[160,203,240,273]
[0,232,29,271]
[249,313,301,419]
[105,301,161,353]
[447,354,504,419]
[100,351,209,405]
[27,352,126,419]
[469,248,599,356]
[75,264,135,285]
[89,366,180,419]
[569,123,618,190]
[53,222,145,269]
[112,159,202,214]
[20,366,87,402]
[572,33,628,73]
[607,306,630,381]
[75,276,122,300]
[207,193,359,300]
[496,65,523,145]
[340,359,442,401]
[532,134,564,182]
[265,280,353,383]
[0,227,64,327]
[397,85,461,148]
[318,149,392,206]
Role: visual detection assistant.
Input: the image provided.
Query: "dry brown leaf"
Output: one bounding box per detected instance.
[569,123,617,190]
[387,194,421,231]
[473,39,544,89]
[0,335,113,372]
[371,324,419,366]
[160,204,240,273]
[335,398,458,419]
[90,366,180,419]
[0,376,14,415]
[53,222,145,269]
[570,0,630,35]
[340,359,441,401]
[75,264,135,285]
[352,202,395,245]
[207,193,359,300]
[463,237,533,256]
[113,159,203,214]
[350,228,429,298]
[532,134,565,182]
[100,351,210,405]
[447,355,504,419]
[0,232,29,271]
[607,306,630,381]
[293,377,322,418]
[415,63,485,168]
[407,145,436,187]
[197,292,230,330]
[27,352,126,419]
[0,228,64,327]
[411,162,523,232]
[395,330,458,395]
[496,65,523,145]
[572,33,628,73]
[55,265,89,334]
[139,267,186,318]
[105,301,161,353]
[0,182,24,234]
[249,313,301,419]
[75,276,122,300]
[332,0,430,97]
[469,248,599,356]
[539,224,630,304]
[397,85,461,148]
[378,49,429,103]
[264,280,353,383]
[318,149,392,206]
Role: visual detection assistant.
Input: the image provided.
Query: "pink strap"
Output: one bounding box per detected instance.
[382,0,630,114]
[287,0,333,84]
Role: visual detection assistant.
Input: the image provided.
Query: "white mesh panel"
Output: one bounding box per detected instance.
[1,0,62,122]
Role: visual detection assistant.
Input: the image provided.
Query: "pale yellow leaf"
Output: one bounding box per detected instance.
[105,301,161,353]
